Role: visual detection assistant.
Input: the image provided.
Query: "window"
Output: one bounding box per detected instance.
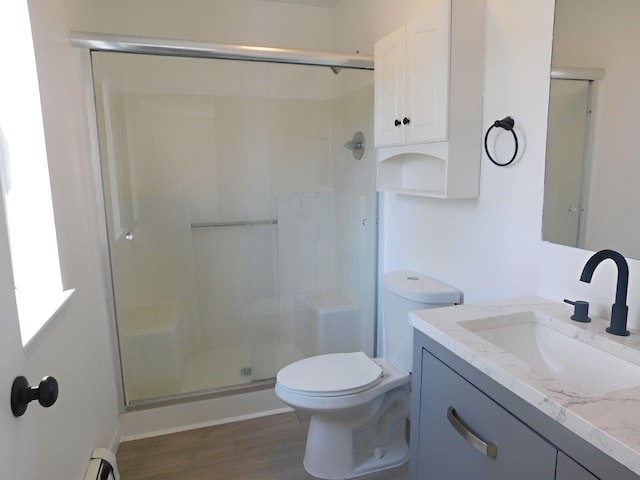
[0,0,70,346]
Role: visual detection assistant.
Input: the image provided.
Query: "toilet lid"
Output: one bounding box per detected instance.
[276,352,383,397]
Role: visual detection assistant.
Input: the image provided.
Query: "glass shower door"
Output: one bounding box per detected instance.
[271,63,378,370]
[92,51,376,406]
[93,52,280,403]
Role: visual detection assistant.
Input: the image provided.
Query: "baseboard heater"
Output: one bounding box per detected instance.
[84,448,120,480]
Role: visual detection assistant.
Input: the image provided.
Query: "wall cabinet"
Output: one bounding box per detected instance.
[411,330,640,480]
[374,9,448,147]
[374,0,485,198]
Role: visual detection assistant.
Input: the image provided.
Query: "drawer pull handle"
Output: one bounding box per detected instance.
[447,407,498,459]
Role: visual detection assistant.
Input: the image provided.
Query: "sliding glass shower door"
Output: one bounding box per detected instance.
[92,51,376,405]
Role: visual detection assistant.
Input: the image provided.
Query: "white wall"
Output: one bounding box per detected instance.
[26,0,121,478]
[65,0,336,51]
[337,0,640,334]
[334,0,432,56]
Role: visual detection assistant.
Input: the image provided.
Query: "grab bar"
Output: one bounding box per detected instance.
[190,219,277,229]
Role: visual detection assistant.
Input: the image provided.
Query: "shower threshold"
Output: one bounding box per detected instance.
[124,377,275,412]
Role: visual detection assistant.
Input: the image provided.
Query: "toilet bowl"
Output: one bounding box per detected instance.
[275,271,461,479]
[276,353,410,479]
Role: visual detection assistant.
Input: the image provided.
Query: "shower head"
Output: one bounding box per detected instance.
[330,66,342,75]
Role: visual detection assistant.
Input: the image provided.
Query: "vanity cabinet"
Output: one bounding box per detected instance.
[556,453,599,480]
[415,348,557,479]
[374,0,485,198]
[411,329,639,480]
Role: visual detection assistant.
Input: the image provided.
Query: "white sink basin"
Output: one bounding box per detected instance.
[460,311,640,396]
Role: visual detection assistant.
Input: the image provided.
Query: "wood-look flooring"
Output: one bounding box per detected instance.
[116,411,409,480]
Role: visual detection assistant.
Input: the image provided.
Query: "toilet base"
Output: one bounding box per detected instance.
[302,384,409,479]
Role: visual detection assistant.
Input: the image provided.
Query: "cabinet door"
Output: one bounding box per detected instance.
[556,452,600,480]
[374,26,406,147]
[405,0,450,144]
[413,349,557,480]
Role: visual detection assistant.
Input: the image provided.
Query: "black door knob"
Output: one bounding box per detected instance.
[394,119,401,127]
[11,375,59,417]
[403,117,411,125]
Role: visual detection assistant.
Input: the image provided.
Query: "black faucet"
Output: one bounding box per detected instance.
[580,249,630,336]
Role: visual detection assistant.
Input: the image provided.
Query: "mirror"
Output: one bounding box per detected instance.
[543,0,640,259]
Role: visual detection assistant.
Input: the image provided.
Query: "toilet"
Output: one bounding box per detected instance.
[275,271,460,479]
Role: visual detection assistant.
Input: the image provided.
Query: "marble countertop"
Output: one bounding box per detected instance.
[409,296,640,476]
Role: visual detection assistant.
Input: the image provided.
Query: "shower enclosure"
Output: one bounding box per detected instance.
[88,42,376,405]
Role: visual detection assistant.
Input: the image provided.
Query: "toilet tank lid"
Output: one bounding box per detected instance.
[382,271,460,304]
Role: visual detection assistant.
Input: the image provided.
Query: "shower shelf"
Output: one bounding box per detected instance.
[191,220,278,229]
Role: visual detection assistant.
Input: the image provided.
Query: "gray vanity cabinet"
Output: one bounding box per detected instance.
[409,330,640,480]
[556,453,599,480]
[414,348,557,479]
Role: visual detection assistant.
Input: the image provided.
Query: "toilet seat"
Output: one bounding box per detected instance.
[276,352,383,397]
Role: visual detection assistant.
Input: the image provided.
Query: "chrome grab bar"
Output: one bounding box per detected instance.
[190,219,277,229]
[447,406,498,459]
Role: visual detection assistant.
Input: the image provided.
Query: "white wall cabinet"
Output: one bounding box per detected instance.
[375,5,449,147]
[375,0,485,198]
[375,26,406,147]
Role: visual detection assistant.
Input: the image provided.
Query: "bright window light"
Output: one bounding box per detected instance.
[0,0,67,345]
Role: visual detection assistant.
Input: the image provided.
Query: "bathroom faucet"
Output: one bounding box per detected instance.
[580,249,630,336]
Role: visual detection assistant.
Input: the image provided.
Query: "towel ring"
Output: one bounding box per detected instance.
[484,116,518,167]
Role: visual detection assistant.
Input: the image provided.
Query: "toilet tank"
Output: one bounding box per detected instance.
[382,271,460,372]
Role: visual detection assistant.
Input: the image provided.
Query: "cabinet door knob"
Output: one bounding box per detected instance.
[11,375,59,417]
[394,119,401,127]
[403,117,411,125]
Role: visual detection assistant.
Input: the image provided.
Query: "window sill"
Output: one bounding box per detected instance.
[22,288,75,359]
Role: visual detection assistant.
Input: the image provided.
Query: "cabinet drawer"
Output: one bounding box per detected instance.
[414,349,557,479]
[556,452,600,480]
